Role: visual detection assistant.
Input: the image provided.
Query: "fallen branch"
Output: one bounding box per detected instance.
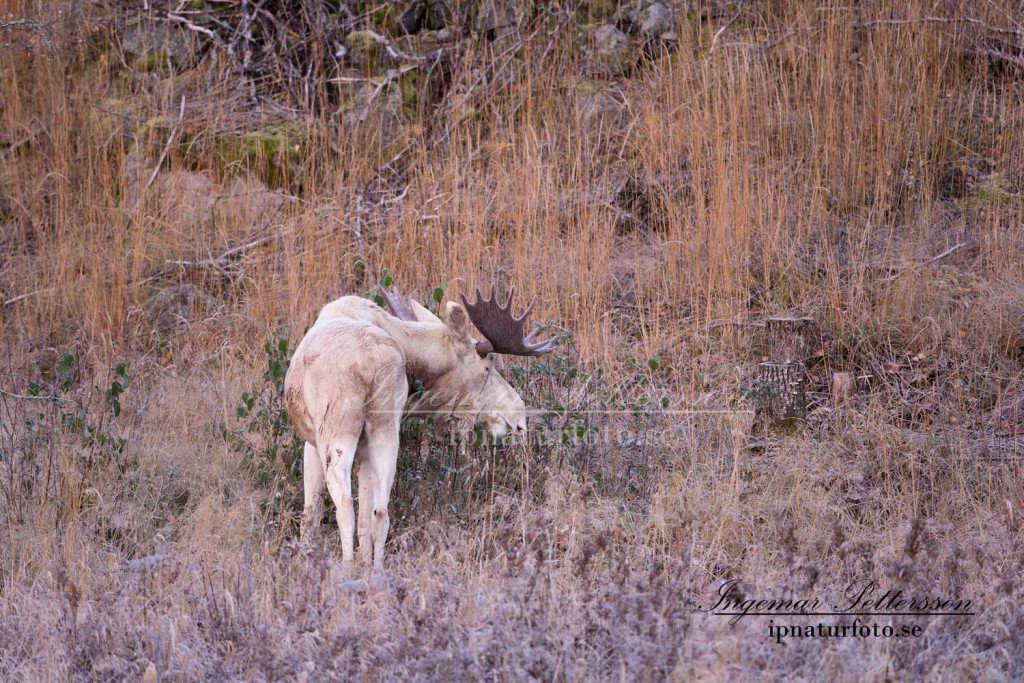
[166,234,276,270]
[330,62,419,85]
[3,287,55,307]
[702,319,766,332]
[881,242,970,283]
[976,47,1024,69]
[0,18,57,54]
[166,12,224,46]
[0,387,63,405]
[764,14,1022,53]
[855,15,1022,37]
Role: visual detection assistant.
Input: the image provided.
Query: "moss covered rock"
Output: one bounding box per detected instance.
[973,174,1013,207]
[575,79,624,125]
[212,122,308,188]
[339,82,408,160]
[593,24,634,76]
[343,30,396,73]
[121,18,199,70]
[133,51,174,72]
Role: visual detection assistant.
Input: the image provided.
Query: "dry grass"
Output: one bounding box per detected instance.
[2,0,1023,680]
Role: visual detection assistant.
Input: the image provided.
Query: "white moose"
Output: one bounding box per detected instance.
[284,285,555,568]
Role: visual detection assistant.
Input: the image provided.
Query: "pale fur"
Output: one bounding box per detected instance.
[284,295,527,568]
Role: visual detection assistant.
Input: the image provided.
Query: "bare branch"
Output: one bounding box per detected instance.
[3,287,55,307]
[0,387,63,405]
[130,96,186,217]
[881,242,970,283]
[166,12,223,45]
[166,235,276,270]
[709,4,745,57]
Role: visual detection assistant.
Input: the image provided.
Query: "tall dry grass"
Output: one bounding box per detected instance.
[2,0,1023,680]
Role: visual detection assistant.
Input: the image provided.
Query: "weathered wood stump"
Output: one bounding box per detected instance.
[753,317,818,428]
[755,361,807,421]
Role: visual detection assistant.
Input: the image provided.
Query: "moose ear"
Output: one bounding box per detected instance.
[444,301,472,340]
[412,299,443,325]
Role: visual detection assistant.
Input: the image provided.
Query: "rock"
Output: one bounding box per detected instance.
[344,30,396,73]
[575,80,624,125]
[145,284,218,335]
[120,18,199,70]
[622,1,677,42]
[639,2,675,40]
[397,1,427,34]
[398,64,431,111]
[126,165,287,234]
[426,0,473,30]
[437,27,460,42]
[132,53,175,72]
[592,24,634,76]
[973,173,1012,207]
[474,0,519,36]
[213,123,309,188]
[341,82,406,152]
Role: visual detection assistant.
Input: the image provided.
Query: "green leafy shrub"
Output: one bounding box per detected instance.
[228,328,304,536]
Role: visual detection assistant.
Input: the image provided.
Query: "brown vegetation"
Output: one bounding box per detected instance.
[1,0,1023,680]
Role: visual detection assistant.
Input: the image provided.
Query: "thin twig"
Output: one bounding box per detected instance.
[702,319,766,332]
[166,234,276,269]
[881,242,970,283]
[130,96,186,217]
[0,128,42,159]
[0,387,63,405]
[3,287,55,307]
[709,3,745,57]
[331,62,419,86]
[166,12,224,45]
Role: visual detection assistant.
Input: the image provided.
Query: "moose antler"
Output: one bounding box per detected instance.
[460,285,556,357]
[378,285,417,321]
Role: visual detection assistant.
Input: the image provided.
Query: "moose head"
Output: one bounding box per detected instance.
[379,285,555,440]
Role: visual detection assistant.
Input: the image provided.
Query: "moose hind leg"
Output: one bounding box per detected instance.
[356,436,374,565]
[365,437,399,570]
[322,438,358,564]
[300,442,325,548]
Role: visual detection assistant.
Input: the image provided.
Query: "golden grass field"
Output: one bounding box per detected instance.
[1,0,1022,680]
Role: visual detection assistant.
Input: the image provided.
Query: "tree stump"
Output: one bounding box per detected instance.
[755,361,807,422]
